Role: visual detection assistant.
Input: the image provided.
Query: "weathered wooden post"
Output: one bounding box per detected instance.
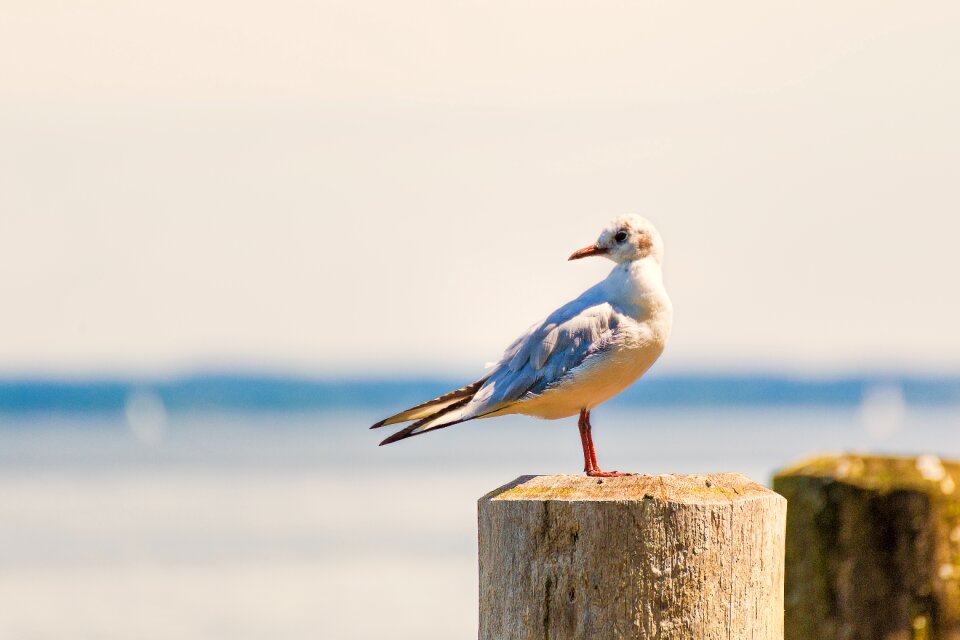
[478,473,787,639]
[774,454,960,640]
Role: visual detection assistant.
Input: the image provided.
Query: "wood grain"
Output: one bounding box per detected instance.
[478,473,786,639]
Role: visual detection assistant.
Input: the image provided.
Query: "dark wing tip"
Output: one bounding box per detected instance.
[378,432,405,446]
[378,398,473,446]
[369,379,485,431]
[378,424,420,446]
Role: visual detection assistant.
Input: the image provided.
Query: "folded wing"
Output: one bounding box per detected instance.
[474,301,620,409]
[372,297,621,445]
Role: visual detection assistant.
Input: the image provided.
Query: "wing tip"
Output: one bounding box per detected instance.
[378,396,474,446]
[378,416,468,446]
[369,379,485,430]
[378,423,425,446]
[378,430,410,446]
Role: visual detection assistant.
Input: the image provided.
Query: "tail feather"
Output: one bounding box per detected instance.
[378,396,474,446]
[370,379,485,429]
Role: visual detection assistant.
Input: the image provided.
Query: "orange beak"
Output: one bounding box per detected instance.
[568,244,608,261]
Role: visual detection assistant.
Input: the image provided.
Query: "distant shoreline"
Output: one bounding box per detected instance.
[1,373,958,414]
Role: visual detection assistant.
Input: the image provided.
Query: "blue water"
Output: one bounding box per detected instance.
[3,374,960,413]
[0,379,958,639]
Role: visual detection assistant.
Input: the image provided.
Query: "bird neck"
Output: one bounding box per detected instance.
[606,258,672,321]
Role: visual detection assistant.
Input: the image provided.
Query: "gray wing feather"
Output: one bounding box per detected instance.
[469,300,620,413]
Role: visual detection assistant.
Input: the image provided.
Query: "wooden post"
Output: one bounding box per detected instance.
[774,454,960,640]
[478,473,786,639]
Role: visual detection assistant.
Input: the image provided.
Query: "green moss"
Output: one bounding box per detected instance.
[775,454,960,638]
[775,454,960,496]
[498,485,579,500]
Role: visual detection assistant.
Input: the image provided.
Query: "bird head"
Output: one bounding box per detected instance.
[568,215,664,265]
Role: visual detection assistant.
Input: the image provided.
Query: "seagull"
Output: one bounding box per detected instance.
[371,215,673,477]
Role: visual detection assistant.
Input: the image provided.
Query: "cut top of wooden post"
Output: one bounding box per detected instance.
[775,453,960,496]
[479,472,786,640]
[482,472,776,504]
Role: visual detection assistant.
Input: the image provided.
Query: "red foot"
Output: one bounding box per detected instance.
[585,469,633,478]
[578,409,633,478]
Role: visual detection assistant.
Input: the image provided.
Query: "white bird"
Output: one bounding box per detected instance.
[371,215,673,477]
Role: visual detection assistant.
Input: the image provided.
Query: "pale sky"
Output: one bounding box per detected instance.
[1,1,959,376]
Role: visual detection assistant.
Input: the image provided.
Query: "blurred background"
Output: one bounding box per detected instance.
[2,1,959,638]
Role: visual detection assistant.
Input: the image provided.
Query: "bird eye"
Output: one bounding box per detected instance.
[614,230,628,243]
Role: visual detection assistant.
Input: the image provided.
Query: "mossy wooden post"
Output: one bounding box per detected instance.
[774,454,960,640]
[478,473,787,639]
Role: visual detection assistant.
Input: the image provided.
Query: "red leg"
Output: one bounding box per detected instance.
[579,409,632,478]
[582,409,599,470]
[577,409,593,473]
